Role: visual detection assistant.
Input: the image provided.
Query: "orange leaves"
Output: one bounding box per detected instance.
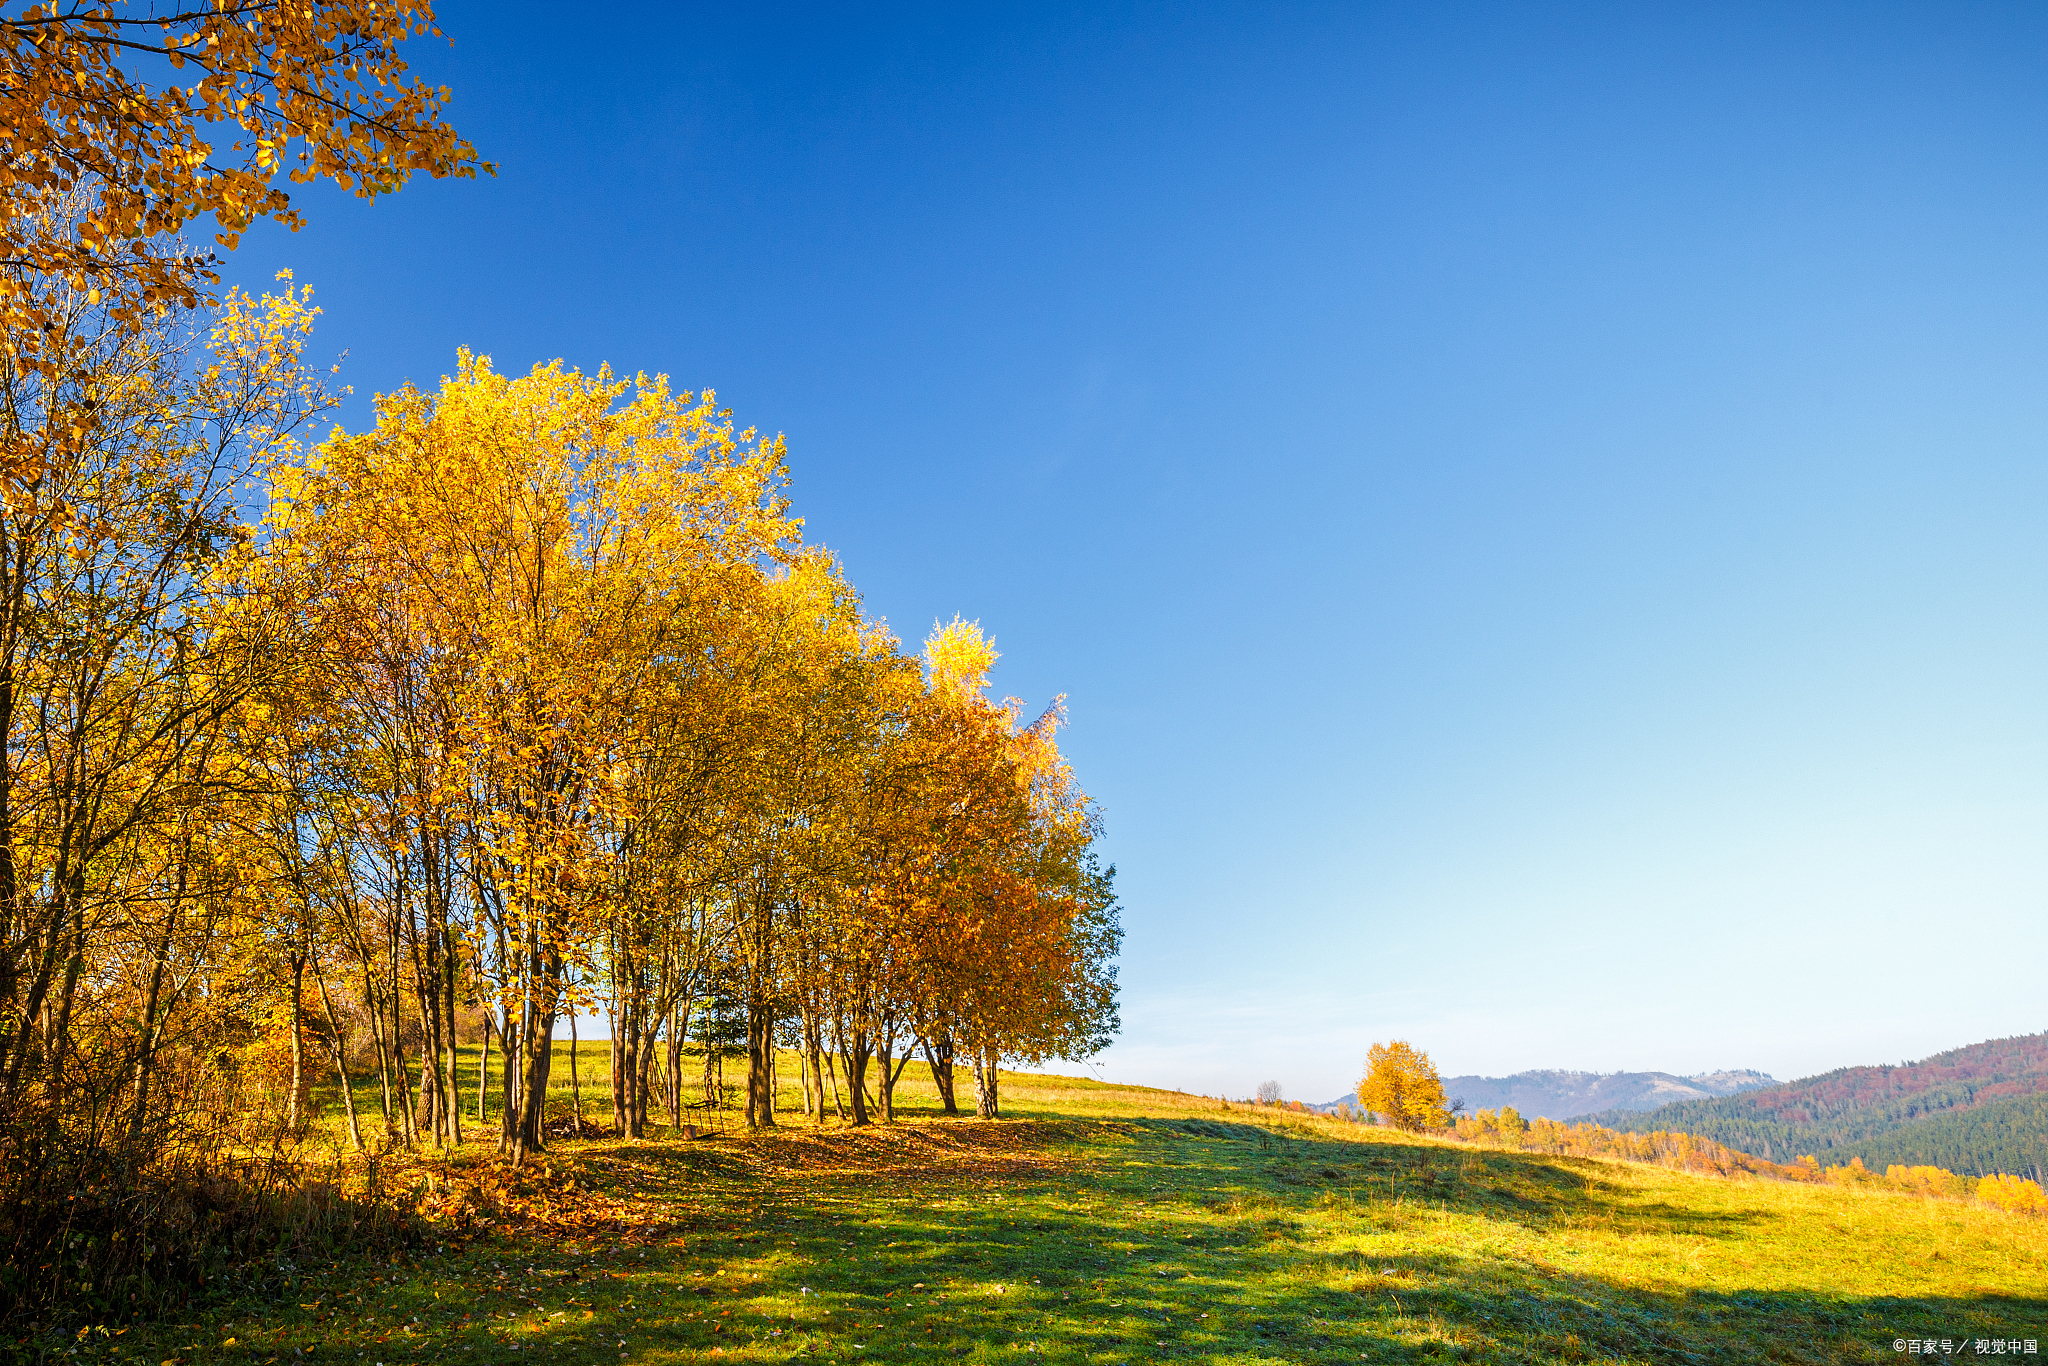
[0,2,488,356]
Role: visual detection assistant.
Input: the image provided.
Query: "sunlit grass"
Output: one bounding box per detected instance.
[57,1060,2048,1365]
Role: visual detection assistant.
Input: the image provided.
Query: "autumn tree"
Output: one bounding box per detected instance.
[0,276,337,1114]
[1498,1104,1526,1143]
[1357,1040,1449,1131]
[902,620,1119,1120]
[276,352,796,1160]
[0,1,485,369]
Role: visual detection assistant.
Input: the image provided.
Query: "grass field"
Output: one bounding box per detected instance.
[43,1052,2048,1366]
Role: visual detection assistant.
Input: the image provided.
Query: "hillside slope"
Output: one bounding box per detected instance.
[82,1058,2048,1366]
[1588,1032,2048,1174]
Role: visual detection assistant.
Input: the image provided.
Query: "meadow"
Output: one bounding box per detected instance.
[32,1047,2047,1366]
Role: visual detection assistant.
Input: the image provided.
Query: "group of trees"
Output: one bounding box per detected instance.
[0,284,1120,1177]
[0,1,1119,1196]
[1453,1106,1526,1143]
[1444,1113,2048,1215]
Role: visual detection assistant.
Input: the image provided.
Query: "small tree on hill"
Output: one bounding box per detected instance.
[1498,1105,1527,1143]
[1356,1040,1449,1130]
[1255,1080,1283,1105]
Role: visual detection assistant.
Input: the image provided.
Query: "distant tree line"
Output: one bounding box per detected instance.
[1448,1115,2047,1215]
[1826,1095,2048,1183]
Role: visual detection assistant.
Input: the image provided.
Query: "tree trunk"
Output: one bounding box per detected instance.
[569,1011,582,1136]
[877,1021,908,1123]
[609,1003,627,1134]
[312,962,364,1151]
[476,1015,490,1125]
[498,1001,519,1155]
[287,954,306,1131]
[620,1001,637,1138]
[634,1024,660,1136]
[125,916,175,1145]
[744,878,776,1129]
[666,997,687,1129]
[362,957,394,1131]
[807,1018,826,1126]
[823,1047,846,1121]
[846,1030,872,1126]
[924,1033,957,1116]
[747,998,776,1128]
[973,1050,999,1119]
[884,1049,914,1121]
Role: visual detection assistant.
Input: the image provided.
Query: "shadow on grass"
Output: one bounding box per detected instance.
[121,1114,2043,1366]
[442,1117,2043,1366]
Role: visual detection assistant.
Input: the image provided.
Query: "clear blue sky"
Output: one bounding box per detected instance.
[228,2,2048,1102]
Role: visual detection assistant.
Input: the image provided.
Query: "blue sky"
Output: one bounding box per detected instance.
[229,2,2048,1101]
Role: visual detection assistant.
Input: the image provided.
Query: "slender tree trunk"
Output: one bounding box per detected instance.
[826,1048,846,1119]
[444,976,462,1147]
[876,1025,896,1123]
[621,994,641,1139]
[885,1050,914,1120]
[477,1015,490,1125]
[744,880,776,1129]
[569,1011,582,1136]
[390,917,417,1147]
[44,899,87,1098]
[807,1018,827,1126]
[634,1021,661,1136]
[609,1000,627,1134]
[126,917,175,1145]
[925,1033,958,1116]
[973,1049,999,1119]
[428,829,461,1147]
[846,1030,872,1126]
[312,962,364,1151]
[666,997,686,1129]
[287,954,308,1131]
[415,1045,435,1142]
[360,955,394,1130]
[498,1001,519,1155]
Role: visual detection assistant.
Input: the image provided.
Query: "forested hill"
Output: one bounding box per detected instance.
[1314,1069,1773,1120]
[1830,1094,2048,1182]
[1436,1069,1774,1120]
[1584,1032,2048,1176]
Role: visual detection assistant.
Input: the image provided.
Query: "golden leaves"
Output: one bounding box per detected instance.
[0,1,490,358]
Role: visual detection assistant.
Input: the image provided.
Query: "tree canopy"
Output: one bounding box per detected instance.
[1358,1039,1449,1131]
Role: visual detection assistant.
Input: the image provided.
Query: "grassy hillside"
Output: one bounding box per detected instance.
[34,1052,2048,1366]
[1585,1032,2048,1171]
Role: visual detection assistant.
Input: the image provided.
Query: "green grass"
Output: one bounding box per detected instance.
[39,1059,2048,1365]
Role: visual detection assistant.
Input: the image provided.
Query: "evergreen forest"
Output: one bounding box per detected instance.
[1587,1033,2048,1177]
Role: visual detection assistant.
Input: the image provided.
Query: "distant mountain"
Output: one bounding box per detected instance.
[1317,1067,1774,1120]
[1584,1032,2048,1178]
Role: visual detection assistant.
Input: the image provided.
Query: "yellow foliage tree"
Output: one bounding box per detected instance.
[1356,1040,1449,1131]
[1497,1104,1527,1142]
[0,1,487,363]
[1978,1172,2047,1215]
